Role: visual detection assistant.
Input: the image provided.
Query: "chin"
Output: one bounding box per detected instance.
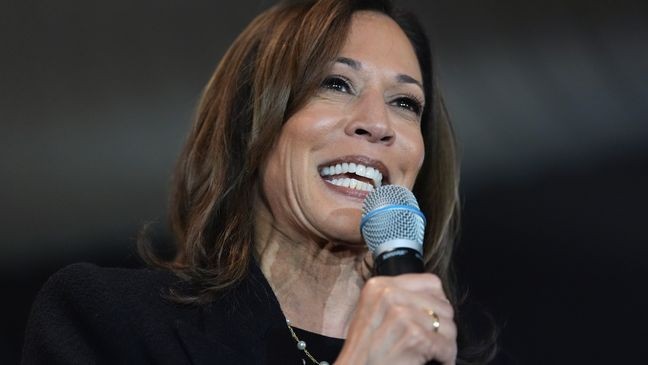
[319,207,365,245]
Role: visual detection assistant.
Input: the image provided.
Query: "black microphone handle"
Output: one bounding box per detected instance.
[375,248,442,365]
[373,247,424,276]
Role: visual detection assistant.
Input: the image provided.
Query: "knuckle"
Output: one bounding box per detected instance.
[407,327,424,340]
[386,305,407,318]
[425,273,442,288]
[380,286,397,303]
[367,281,395,304]
[404,326,427,346]
[363,277,384,295]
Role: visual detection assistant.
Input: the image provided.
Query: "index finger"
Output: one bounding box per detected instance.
[369,273,449,301]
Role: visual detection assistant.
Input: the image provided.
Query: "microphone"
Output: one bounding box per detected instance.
[360,185,426,276]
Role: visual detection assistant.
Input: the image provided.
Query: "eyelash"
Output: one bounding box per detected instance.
[393,94,424,116]
[320,76,424,117]
[321,75,353,94]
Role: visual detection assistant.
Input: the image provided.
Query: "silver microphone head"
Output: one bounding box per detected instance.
[360,185,426,257]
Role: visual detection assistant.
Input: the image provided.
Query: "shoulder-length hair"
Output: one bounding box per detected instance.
[141,1,500,362]
[143,0,459,306]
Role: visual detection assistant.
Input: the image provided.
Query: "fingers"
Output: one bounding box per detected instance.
[390,324,457,364]
[339,273,458,365]
[363,273,450,304]
[368,305,457,364]
[358,275,454,329]
[380,302,457,342]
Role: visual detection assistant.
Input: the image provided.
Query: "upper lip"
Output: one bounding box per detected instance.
[318,155,390,186]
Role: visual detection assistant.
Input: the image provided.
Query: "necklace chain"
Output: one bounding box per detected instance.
[285,319,330,365]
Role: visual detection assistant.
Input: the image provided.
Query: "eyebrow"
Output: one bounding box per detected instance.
[336,56,361,70]
[335,56,424,91]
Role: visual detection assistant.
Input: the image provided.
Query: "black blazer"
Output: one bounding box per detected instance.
[22,262,314,364]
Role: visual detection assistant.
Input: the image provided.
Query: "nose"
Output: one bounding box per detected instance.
[344,92,395,145]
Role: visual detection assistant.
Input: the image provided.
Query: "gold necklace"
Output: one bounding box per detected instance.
[285,319,330,365]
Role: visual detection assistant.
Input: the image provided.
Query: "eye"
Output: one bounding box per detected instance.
[392,95,423,116]
[320,76,353,94]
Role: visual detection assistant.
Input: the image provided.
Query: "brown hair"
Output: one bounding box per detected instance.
[139,0,499,362]
[142,0,461,304]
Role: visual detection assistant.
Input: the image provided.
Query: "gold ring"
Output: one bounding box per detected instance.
[426,309,440,332]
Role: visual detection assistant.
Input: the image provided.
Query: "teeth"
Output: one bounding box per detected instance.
[328,177,374,192]
[320,162,383,189]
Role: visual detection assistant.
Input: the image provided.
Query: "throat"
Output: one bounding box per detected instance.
[273,269,362,339]
[258,242,367,338]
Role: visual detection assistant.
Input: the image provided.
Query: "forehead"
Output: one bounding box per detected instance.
[339,11,422,81]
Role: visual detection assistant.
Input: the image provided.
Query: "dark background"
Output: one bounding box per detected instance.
[2,0,647,363]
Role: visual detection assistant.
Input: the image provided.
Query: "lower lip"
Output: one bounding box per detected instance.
[321,178,371,200]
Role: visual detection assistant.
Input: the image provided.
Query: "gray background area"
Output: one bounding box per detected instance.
[2,0,647,363]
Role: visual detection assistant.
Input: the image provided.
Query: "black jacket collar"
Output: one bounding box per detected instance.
[173,261,291,364]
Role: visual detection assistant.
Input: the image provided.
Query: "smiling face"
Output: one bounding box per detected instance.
[258,11,425,245]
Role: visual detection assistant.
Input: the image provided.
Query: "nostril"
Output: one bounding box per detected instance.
[380,135,392,142]
[355,128,369,136]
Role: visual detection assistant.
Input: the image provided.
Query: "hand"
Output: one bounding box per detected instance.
[335,273,457,365]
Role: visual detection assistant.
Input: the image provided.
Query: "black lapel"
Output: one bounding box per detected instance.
[173,261,286,365]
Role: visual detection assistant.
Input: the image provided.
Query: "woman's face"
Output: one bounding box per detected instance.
[260,11,425,244]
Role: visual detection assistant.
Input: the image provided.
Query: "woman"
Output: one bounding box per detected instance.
[24,0,487,364]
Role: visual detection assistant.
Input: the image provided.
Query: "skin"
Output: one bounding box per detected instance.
[254,11,457,365]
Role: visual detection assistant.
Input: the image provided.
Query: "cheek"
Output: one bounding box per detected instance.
[259,147,285,204]
[259,113,325,205]
[259,126,301,197]
[403,127,426,179]
[284,99,345,146]
[415,133,425,169]
[389,134,424,190]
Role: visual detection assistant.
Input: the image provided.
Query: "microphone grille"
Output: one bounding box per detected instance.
[360,185,426,254]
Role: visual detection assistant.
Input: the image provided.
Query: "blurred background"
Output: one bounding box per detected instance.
[1,0,647,363]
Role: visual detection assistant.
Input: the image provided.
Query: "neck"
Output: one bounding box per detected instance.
[254,205,370,339]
